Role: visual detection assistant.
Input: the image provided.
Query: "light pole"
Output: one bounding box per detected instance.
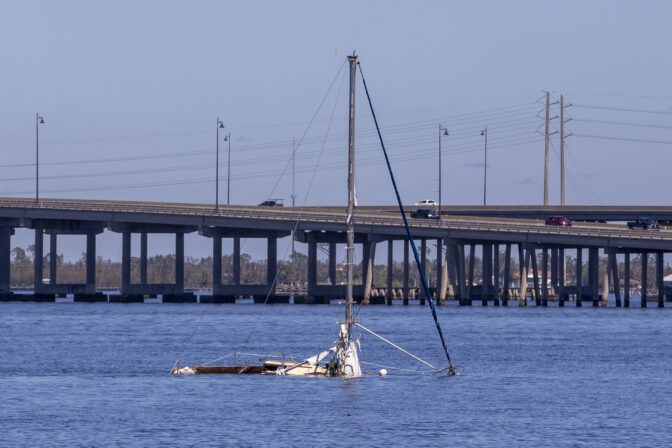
[438,124,449,220]
[225,132,231,205]
[35,113,45,202]
[481,127,488,206]
[216,118,224,211]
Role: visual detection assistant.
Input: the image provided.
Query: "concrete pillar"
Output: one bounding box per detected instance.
[403,239,409,305]
[233,237,241,285]
[121,231,131,293]
[576,248,583,307]
[590,248,599,307]
[503,243,511,306]
[436,238,444,304]
[49,233,57,285]
[267,237,277,288]
[140,232,148,285]
[482,244,490,306]
[440,239,449,305]
[551,248,558,293]
[0,227,12,293]
[175,232,184,292]
[656,252,664,308]
[419,239,427,305]
[641,252,648,308]
[467,244,475,305]
[493,244,500,306]
[329,242,337,286]
[86,231,96,294]
[602,252,609,307]
[530,248,541,306]
[542,248,548,306]
[213,235,222,293]
[519,246,528,307]
[558,248,565,307]
[458,245,466,304]
[386,240,393,305]
[308,238,317,292]
[624,250,630,308]
[610,252,621,307]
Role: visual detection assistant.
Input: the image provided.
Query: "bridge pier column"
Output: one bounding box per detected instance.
[602,251,609,307]
[542,248,548,307]
[551,248,558,297]
[467,244,475,306]
[140,232,148,286]
[493,244,500,306]
[175,233,184,293]
[267,237,277,290]
[213,235,222,295]
[386,240,393,305]
[329,242,337,286]
[558,248,565,307]
[307,235,317,297]
[624,250,631,308]
[0,227,12,293]
[458,245,467,305]
[530,248,541,306]
[576,248,583,307]
[121,231,131,294]
[609,251,621,307]
[641,252,648,308]
[403,239,409,305]
[49,233,57,285]
[233,237,241,286]
[419,239,426,305]
[436,238,444,305]
[503,243,511,306]
[518,244,527,307]
[446,241,458,301]
[656,252,664,308]
[86,231,96,294]
[482,244,490,306]
[362,240,375,305]
[590,247,599,307]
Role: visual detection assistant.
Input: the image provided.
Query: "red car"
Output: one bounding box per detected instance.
[545,216,572,226]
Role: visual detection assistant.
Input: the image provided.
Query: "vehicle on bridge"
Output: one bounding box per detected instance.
[545,216,572,226]
[258,199,284,207]
[414,199,437,207]
[627,217,660,230]
[411,208,439,219]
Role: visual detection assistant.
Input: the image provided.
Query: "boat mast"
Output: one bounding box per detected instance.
[346,53,357,331]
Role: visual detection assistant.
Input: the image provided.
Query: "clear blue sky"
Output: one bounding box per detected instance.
[1,1,671,261]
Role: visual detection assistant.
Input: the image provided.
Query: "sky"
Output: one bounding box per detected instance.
[1,0,671,262]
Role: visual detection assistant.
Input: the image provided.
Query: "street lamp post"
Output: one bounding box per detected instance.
[35,113,45,202]
[481,127,488,206]
[216,118,224,211]
[438,124,449,220]
[225,132,231,205]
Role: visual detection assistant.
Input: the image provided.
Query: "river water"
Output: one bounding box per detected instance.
[2,301,671,447]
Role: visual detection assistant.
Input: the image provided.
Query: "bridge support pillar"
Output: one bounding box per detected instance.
[609,251,621,307]
[641,252,648,308]
[49,233,57,285]
[542,248,548,307]
[558,248,565,307]
[589,247,599,307]
[624,250,631,308]
[419,239,426,305]
[403,239,409,305]
[175,233,184,292]
[85,231,96,294]
[530,248,541,306]
[576,248,583,307]
[386,240,393,305]
[0,227,12,293]
[656,252,664,308]
[602,252,609,307]
[140,232,148,286]
[518,244,527,307]
[482,244,491,306]
[233,237,241,286]
[458,245,467,305]
[551,248,558,297]
[437,238,444,305]
[445,240,458,302]
[493,244,500,306]
[467,244,475,306]
[267,237,277,289]
[307,235,317,296]
[503,243,511,306]
[362,240,375,305]
[121,231,131,294]
[329,242,337,286]
[213,235,222,294]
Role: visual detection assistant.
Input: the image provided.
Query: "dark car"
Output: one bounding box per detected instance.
[627,217,660,230]
[258,199,284,207]
[545,216,572,226]
[411,208,439,219]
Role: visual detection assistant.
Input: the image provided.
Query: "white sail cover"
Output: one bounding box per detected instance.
[339,324,362,377]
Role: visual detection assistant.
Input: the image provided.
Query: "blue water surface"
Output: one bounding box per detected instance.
[1,301,671,447]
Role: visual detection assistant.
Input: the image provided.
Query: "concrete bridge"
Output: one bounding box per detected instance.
[0,197,670,307]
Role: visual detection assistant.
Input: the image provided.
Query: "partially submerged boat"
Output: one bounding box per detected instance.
[172,54,458,378]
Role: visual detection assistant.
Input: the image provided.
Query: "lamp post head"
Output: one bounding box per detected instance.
[443,129,449,136]
[219,123,224,129]
[481,128,487,136]
[223,135,228,142]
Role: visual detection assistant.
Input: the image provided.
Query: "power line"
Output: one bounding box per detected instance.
[573,104,672,116]
[573,134,672,145]
[573,118,672,131]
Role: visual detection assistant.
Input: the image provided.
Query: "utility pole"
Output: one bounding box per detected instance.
[291,137,296,253]
[481,127,488,206]
[438,125,448,220]
[226,132,231,205]
[544,91,550,206]
[560,95,565,206]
